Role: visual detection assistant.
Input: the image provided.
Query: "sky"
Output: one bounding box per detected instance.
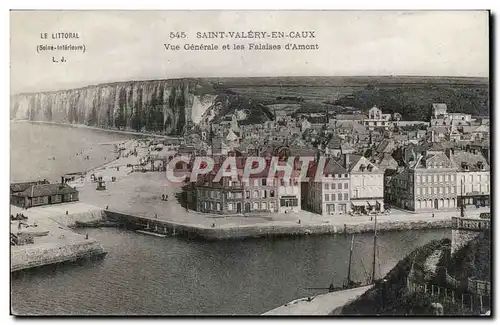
[10,10,489,94]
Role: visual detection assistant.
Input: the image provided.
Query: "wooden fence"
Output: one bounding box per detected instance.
[406,276,490,314]
[444,269,491,297]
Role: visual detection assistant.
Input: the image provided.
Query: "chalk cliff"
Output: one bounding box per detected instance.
[10,79,219,135]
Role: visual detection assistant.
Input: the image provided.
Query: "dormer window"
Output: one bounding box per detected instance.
[461,162,469,171]
[367,164,374,172]
[359,164,366,172]
[477,161,485,170]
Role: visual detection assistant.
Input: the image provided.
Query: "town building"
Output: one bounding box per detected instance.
[306,158,351,215]
[345,154,384,213]
[431,103,472,126]
[11,182,79,208]
[390,150,457,211]
[362,106,393,130]
[451,148,490,207]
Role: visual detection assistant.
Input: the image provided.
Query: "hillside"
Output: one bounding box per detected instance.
[333,84,489,121]
[11,76,489,134]
[340,233,491,315]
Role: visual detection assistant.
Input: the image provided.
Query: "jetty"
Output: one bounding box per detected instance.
[263,285,373,315]
[10,203,107,272]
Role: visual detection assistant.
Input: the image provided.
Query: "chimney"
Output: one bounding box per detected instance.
[445,148,454,159]
[344,154,350,169]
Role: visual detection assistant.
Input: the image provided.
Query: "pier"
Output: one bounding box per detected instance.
[263,285,373,315]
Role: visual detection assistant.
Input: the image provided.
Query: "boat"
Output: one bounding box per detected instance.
[136,222,167,238]
[307,214,380,293]
[136,230,167,238]
[74,220,119,228]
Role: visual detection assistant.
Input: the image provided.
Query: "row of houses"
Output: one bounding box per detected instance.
[387,146,490,212]
[185,147,387,216]
[10,177,79,208]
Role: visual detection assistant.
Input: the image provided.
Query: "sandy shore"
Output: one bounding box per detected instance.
[11,119,178,139]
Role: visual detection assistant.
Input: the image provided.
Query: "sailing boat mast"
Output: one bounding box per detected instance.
[371,213,378,283]
[460,178,465,218]
[347,234,355,285]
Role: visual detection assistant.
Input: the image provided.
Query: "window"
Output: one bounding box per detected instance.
[338,193,342,201]
[439,175,443,182]
[332,183,336,190]
[253,190,259,198]
[344,193,348,201]
[245,191,250,199]
[270,190,275,198]
[281,179,285,186]
[325,183,329,190]
[253,202,260,210]
[262,179,267,186]
[324,194,329,201]
[263,190,267,198]
[344,174,348,178]
[216,203,221,211]
[228,203,233,211]
[344,183,348,189]
[262,202,268,210]
[417,187,421,195]
[227,192,233,199]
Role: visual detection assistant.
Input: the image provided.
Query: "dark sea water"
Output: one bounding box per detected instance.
[10,122,451,315]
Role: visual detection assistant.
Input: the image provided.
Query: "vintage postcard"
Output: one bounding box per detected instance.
[9,10,490,316]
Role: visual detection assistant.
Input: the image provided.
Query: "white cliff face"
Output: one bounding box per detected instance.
[10,79,219,135]
[191,94,217,124]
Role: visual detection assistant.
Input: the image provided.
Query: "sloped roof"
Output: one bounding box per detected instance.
[452,150,490,172]
[10,181,48,193]
[327,134,342,149]
[14,183,77,198]
[432,103,448,111]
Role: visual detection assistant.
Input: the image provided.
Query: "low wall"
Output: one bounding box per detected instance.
[11,240,106,272]
[50,209,105,227]
[451,229,480,255]
[105,210,452,240]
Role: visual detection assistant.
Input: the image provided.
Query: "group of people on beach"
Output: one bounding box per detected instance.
[162,194,169,201]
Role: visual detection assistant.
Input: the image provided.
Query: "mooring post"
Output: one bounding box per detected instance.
[480,295,483,313]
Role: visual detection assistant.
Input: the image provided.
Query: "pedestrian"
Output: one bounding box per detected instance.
[85,234,89,240]
[298,219,301,224]
[162,194,165,201]
[106,205,109,210]
[432,213,435,218]
[155,213,158,219]
[211,223,215,228]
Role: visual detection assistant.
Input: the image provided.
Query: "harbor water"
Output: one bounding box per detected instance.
[10,122,451,315]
